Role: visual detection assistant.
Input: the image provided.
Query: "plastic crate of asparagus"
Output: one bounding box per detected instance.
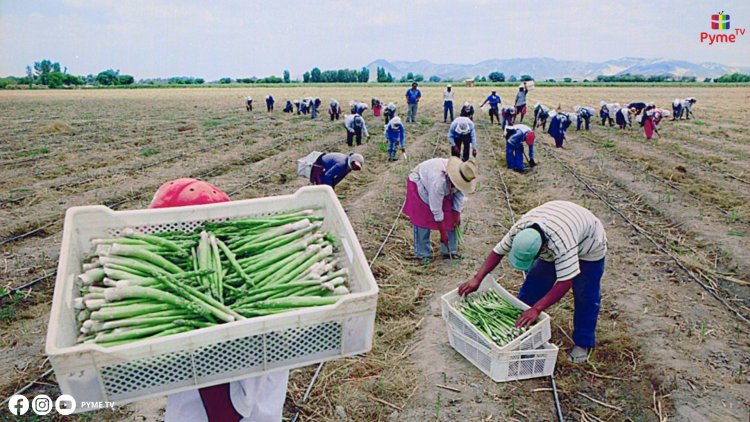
[46,186,378,409]
[441,275,551,353]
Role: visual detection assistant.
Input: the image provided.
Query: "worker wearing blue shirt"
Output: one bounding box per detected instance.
[505,124,535,172]
[310,152,365,189]
[448,117,477,162]
[405,83,422,123]
[480,91,502,125]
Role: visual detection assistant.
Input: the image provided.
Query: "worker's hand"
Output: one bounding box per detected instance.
[458,277,481,296]
[455,214,461,228]
[472,148,477,157]
[529,159,536,167]
[401,148,406,153]
[515,306,541,329]
[439,230,449,246]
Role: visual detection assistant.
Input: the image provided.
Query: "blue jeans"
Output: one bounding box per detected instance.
[577,115,590,130]
[387,138,400,157]
[506,141,524,170]
[517,258,605,348]
[413,225,457,258]
[443,101,454,122]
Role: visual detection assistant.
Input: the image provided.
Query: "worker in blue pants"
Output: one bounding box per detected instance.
[504,124,535,172]
[548,112,572,148]
[575,106,594,131]
[384,116,405,161]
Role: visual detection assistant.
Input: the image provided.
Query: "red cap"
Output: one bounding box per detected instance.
[525,131,536,146]
[150,178,230,209]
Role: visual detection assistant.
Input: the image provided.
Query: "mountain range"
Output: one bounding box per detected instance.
[366,57,750,81]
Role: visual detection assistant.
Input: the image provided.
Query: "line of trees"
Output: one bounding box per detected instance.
[715,72,750,82]
[302,67,370,83]
[596,73,696,83]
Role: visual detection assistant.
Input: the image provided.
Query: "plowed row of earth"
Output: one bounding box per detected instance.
[0,86,747,421]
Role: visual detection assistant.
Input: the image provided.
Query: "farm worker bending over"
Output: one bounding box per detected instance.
[615,107,632,129]
[329,99,341,121]
[458,200,608,364]
[671,98,682,121]
[501,105,516,130]
[310,152,364,189]
[599,102,614,126]
[384,102,397,124]
[574,106,595,131]
[344,114,369,146]
[405,82,422,123]
[372,98,383,117]
[460,102,475,120]
[293,99,301,114]
[384,116,406,161]
[155,178,289,422]
[448,116,477,162]
[350,100,369,116]
[265,95,274,112]
[480,90,502,125]
[515,83,529,123]
[680,97,697,120]
[404,157,478,265]
[548,112,572,148]
[443,84,455,123]
[505,124,535,172]
[628,102,647,116]
[532,103,551,130]
[245,96,253,111]
[310,98,321,120]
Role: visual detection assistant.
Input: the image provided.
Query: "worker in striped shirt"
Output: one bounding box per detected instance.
[458,200,607,364]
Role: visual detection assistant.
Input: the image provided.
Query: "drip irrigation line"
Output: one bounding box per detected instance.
[0,272,56,302]
[1,369,54,407]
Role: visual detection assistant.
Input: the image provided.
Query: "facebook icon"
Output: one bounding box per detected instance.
[8,395,29,416]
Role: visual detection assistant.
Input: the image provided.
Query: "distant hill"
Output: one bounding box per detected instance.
[366,57,750,81]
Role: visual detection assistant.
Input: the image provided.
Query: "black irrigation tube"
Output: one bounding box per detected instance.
[540,145,749,324]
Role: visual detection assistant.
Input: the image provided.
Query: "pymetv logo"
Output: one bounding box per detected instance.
[7,394,77,416]
[701,11,746,45]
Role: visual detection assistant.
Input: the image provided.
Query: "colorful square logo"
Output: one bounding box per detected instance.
[711,12,730,30]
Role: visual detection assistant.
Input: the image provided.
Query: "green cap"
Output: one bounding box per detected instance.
[508,228,542,271]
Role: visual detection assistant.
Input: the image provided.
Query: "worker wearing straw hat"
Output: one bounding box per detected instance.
[404,157,478,265]
[154,179,289,422]
[458,200,607,364]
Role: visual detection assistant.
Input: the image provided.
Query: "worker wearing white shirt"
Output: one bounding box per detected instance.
[443,85,455,123]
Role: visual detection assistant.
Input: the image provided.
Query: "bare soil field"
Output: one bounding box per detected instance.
[0,86,748,421]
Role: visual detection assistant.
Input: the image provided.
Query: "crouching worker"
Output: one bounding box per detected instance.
[457,200,607,364]
[533,103,550,130]
[344,114,369,146]
[155,178,289,422]
[460,102,475,120]
[283,100,294,113]
[310,152,364,189]
[329,99,341,121]
[245,96,253,111]
[501,105,517,130]
[505,124,535,172]
[265,95,274,112]
[384,102,397,124]
[372,98,383,117]
[548,112,572,148]
[404,157,478,265]
[448,116,477,162]
[384,116,405,161]
[575,106,594,131]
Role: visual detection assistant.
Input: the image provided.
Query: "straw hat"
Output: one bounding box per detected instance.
[447,157,478,193]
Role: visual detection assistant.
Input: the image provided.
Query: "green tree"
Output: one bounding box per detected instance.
[406,72,414,81]
[303,71,310,83]
[33,59,58,85]
[414,74,424,82]
[96,69,120,85]
[520,74,534,81]
[563,77,572,83]
[283,70,290,83]
[310,67,322,82]
[118,74,135,85]
[358,67,369,82]
[25,65,33,88]
[386,72,394,82]
[488,71,505,82]
[428,75,441,82]
[703,77,712,83]
[509,75,517,82]
[218,77,232,84]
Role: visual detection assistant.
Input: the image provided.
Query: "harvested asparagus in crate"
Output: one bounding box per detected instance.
[75,209,351,347]
[457,290,527,347]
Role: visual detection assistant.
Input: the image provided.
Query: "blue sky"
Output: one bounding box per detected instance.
[1,0,748,80]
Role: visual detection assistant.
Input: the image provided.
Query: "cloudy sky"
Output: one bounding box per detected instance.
[1,0,748,80]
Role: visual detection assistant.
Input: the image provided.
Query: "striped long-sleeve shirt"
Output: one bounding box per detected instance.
[493,201,607,280]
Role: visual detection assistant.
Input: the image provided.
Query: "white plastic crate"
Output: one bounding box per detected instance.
[46,186,378,411]
[441,275,551,352]
[447,327,558,382]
